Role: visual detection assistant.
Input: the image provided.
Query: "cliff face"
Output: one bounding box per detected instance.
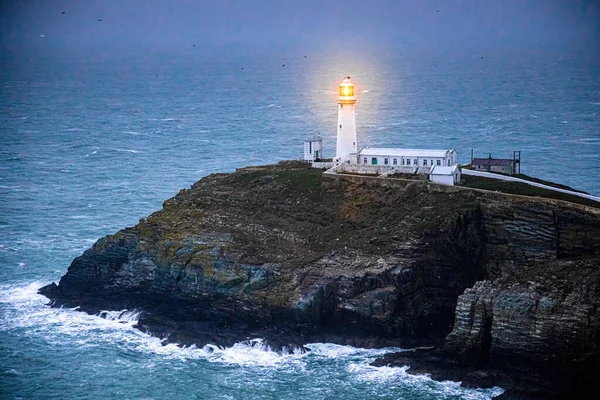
[40,162,600,397]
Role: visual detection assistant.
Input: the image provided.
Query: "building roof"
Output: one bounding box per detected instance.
[304,138,322,143]
[472,158,514,167]
[359,147,452,158]
[430,165,458,175]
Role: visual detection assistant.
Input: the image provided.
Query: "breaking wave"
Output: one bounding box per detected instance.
[0,281,503,398]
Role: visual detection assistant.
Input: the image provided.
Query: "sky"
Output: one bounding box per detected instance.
[0,0,599,56]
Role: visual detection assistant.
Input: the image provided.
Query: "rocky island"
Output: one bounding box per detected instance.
[40,161,600,399]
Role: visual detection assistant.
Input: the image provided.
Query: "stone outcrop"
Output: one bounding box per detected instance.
[39,161,600,398]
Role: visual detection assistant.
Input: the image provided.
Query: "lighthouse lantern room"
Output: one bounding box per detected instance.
[335,77,358,163]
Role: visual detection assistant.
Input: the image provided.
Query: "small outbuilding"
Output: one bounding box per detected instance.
[304,138,323,161]
[429,165,461,186]
[471,157,515,175]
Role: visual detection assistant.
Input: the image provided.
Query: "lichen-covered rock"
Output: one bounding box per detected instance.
[39,161,600,398]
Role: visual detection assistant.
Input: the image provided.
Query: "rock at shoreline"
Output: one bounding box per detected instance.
[39,161,600,399]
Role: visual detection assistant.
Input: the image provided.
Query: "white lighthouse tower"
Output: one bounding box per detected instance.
[335,77,358,163]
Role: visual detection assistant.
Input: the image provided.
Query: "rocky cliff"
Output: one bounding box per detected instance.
[40,161,600,398]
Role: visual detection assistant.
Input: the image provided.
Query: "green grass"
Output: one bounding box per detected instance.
[460,175,600,208]
[512,173,589,194]
[463,166,589,194]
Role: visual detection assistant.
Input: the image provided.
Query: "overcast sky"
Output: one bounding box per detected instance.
[1,0,598,55]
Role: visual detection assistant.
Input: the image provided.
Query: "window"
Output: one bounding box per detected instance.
[414,159,417,165]
[384,158,389,165]
[423,159,427,166]
[406,159,410,165]
[363,157,367,164]
[401,159,405,165]
[371,158,377,165]
[437,160,441,166]
[393,158,397,165]
[339,124,342,129]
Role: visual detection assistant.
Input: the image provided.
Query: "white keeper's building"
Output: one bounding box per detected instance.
[358,147,457,168]
[306,76,461,185]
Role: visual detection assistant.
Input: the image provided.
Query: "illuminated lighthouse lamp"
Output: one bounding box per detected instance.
[339,79,355,97]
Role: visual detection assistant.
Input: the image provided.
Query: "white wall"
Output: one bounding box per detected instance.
[360,155,448,167]
[336,103,357,159]
[430,174,455,186]
[304,140,323,161]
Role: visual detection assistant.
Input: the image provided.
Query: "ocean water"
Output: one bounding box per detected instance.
[1,46,598,399]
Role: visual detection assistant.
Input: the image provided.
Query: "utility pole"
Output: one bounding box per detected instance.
[513,150,521,175]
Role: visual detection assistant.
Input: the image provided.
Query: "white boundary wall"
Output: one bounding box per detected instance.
[334,164,419,175]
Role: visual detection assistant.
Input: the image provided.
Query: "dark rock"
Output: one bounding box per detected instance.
[39,161,600,398]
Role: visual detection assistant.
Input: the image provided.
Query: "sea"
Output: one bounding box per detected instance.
[1,45,598,399]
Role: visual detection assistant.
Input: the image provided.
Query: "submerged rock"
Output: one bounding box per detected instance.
[40,161,600,398]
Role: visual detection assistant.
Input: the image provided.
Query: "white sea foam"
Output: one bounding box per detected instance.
[97,309,141,322]
[148,118,177,121]
[201,339,306,367]
[0,282,505,398]
[0,282,304,368]
[571,138,600,144]
[347,362,504,399]
[305,342,403,358]
[115,149,140,154]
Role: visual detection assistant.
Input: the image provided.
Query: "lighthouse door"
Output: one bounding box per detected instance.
[315,150,319,160]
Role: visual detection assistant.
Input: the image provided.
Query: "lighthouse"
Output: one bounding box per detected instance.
[335,77,358,163]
